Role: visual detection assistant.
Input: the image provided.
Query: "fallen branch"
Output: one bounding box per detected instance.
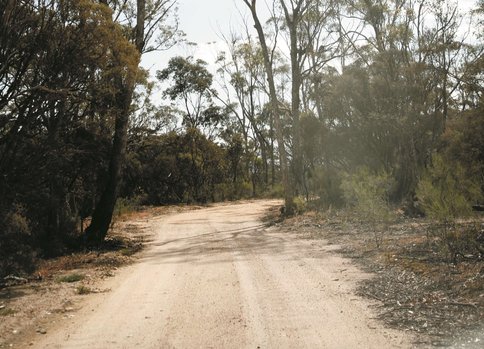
[359,292,384,302]
[445,302,478,308]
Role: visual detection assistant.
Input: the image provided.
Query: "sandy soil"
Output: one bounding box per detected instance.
[281,211,483,348]
[20,200,414,348]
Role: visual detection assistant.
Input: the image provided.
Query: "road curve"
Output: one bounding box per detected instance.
[31,200,413,348]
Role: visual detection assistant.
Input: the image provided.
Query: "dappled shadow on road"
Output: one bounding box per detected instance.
[140,223,313,265]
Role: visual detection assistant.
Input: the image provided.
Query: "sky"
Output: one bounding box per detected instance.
[141,0,270,74]
[141,0,480,77]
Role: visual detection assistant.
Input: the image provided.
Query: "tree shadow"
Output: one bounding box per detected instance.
[0,285,30,301]
[141,223,307,265]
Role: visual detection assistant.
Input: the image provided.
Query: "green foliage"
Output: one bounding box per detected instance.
[123,129,228,204]
[300,113,326,168]
[114,196,143,218]
[442,102,484,194]
[0,0,140,257]
[306,167,344,209]
[0,206,30,237]
[239,181,254,199]
[0,206,34,278]
[265,184,285,199]
[416,154,483,262]
[158,56,213,99]
[123,125,276,205]
[292,196,307,215]
[341,167,395,224]
[157,56,226,131]
[295,0,474,204]
[320,59,436,202]
[416,154,481,222]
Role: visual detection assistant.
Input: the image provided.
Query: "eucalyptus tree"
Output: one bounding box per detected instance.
[86,0,180,243]
[242,0,295,213]
[157,56,227,136]
[0,0,141,265]
[278,0,343,201]
[322,0,472,201]
[216,32,277,187]
[241,0,344,210]
[278,0,308,196]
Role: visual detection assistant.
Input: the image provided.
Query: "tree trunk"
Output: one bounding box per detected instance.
[85,0,144,243]
[286,9,303,196]
[85,83,135,243]
[270,113,276,187]
[243,0,294,214]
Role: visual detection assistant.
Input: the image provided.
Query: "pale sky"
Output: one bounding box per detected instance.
[179,0,245,43]
[141,0,269,73]
[142,0,480,76]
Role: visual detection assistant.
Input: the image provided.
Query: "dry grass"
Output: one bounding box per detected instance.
[55,273,84,283]
[0,308,16,317]
[76,285,92,295]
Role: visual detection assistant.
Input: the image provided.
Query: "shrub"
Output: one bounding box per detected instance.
[56,273,85,283]
[0,206,35,278]
[76,285,92,295]
[237,181,254,199]
[262,183,284,199]
[416,154,481,222]
[416,154,483,261]
[293,196,307,215]
[340,167,396,248]
[306,167,344,209]
[340,167,395,224]
[113,196,143,218]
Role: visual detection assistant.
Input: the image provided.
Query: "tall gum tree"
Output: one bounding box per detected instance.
[242,0,295,214]
[86,0,179,243]
[279,0,309,197]
[215,34,275,187]
[333,0,471,201]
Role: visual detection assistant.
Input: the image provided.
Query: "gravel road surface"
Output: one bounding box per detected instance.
[31,200,413,348]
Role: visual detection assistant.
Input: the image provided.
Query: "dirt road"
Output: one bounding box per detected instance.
[31,200,413,348]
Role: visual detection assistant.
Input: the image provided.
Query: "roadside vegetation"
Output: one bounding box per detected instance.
[275,207,483,347]
[0,210,153,347]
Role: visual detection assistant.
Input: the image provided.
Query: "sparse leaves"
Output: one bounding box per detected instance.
[416,154,481,222]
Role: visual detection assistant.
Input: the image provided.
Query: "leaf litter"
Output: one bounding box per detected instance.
[274,211,483,348]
